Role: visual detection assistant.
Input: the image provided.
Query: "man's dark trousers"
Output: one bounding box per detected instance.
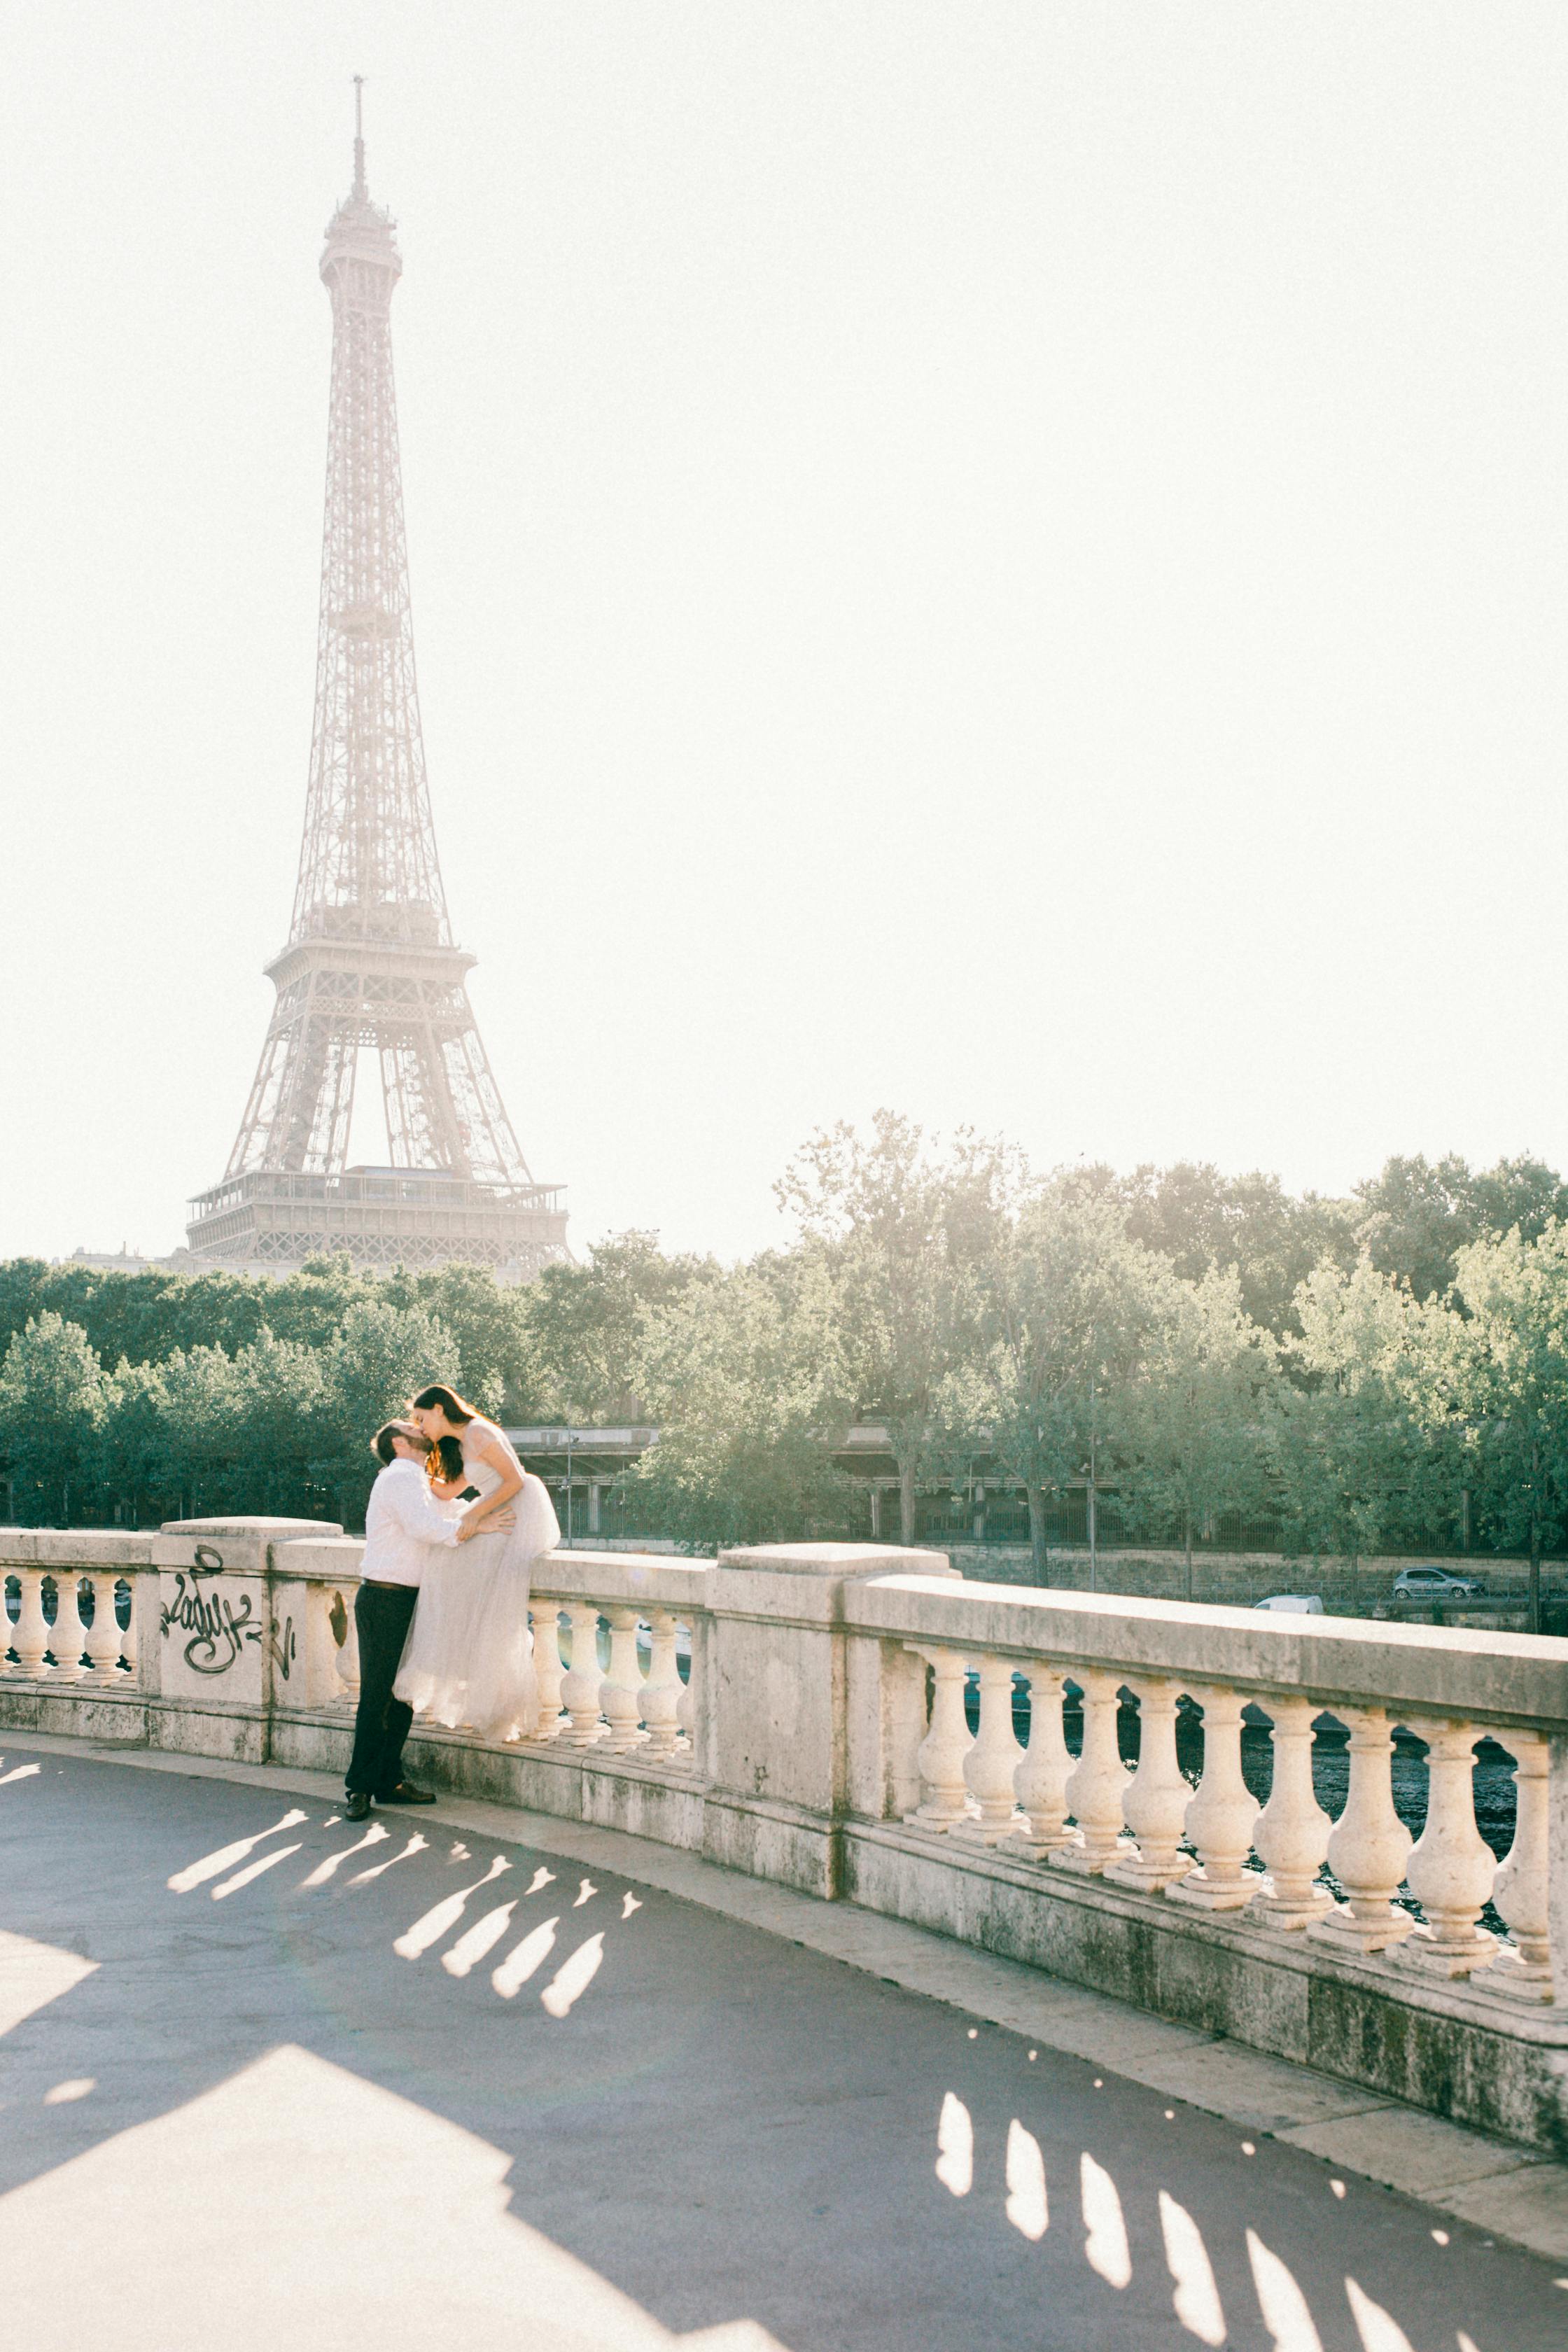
[346,1581,418,1798]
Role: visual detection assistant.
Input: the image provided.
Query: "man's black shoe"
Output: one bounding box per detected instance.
[344,1789,372,1821]
[377,1780,437,1805]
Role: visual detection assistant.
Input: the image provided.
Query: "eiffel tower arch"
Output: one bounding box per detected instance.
[187,92,568,1280]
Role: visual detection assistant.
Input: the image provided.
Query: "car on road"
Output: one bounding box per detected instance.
[1392,1564,1485,1600]
[1252,1594,1324,1614]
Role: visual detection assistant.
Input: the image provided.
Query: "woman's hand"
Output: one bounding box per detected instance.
[456,1506,514,1542]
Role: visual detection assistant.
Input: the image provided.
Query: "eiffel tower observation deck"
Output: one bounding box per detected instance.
[188,92,568,1279]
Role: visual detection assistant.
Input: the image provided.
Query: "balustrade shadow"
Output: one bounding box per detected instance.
[4,1752,1564,2352]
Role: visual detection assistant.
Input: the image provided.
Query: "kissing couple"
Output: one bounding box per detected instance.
[344,1384,561,1822]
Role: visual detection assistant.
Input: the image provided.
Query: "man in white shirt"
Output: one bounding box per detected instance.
[344,1420,510,1819]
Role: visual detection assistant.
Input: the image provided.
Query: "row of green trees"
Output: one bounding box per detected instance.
[5,1127,1568,1623]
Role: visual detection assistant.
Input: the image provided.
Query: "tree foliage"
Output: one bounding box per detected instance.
[778,1111,1005,1541]
[0,1314,109,1523]
[524,1232,715,1424]
[634,1254,855,1552]
[963,1184,1166,1581]
[1112,1268,1279,1595]
[6,1129,1568,1610]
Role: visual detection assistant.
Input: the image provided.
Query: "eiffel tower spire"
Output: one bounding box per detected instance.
[187,93,568,1276]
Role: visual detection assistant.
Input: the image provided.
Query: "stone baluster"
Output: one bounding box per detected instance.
[120,1572,141,1681]
[1403,1719,1497,1975]
[905,1648,974,1829]
[599,1607,649,1754]
[48,1576,87,1680]
[83,1574,125,1681]
[639,1611,685,1758]
[11,1570,50,1676]
[676,1628,696,1748]
[531,1607,567,1740]
[1474,1732,1553,2002]
[1170,1688,1260,1910]
[1249,1695,1333,1928]
[1308,1708,1415,1955]
[333,1590,360,1706]
[1010,1665,1074,1856]
[955,1655,1023,1842]
[560,1604,606,1746]
[1051,1672,1130,1874]
[1106,1679,1190,1891]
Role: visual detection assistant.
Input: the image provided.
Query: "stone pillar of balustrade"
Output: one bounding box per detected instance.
[905,1646,976,1830]
[1105,1678,1189,1891]
[83,1573,127,1683]
[639,1611,685,1758]
[531,1605,566,1741]
[559,1602,608,1746]
[1468,1732,1553,2003]
[706,1542,956,1897]
[1168,1687,1261,1911]
[269,1536,366,1712]
[1051,1671,1132,1875]
[153,1519,343,1748]
[48,1575,87,1681]
[1403,1718,1498,1976]
[10,1567,50,1676]
[122,1565,153,1692]
[1308,1707,1415,1956]
[955,1652,1023,1844]
[1009,1665,1074,1857]
[599,1607,650,1754]
[1249,1695,1333,1929]
[1546,1734,1568,2008]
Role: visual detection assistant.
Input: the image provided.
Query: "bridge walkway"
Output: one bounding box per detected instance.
[1,1738,1564,2351]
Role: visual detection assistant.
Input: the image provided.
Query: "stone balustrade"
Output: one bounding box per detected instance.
[4,1525,1567,2158]
[874,1577,1557,2000]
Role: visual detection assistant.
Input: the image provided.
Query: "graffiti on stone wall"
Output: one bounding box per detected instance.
[160,1545,262,1677]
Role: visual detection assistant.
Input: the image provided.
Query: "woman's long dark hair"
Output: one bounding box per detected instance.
[430,1434,467,1485]
[410,1383,479,1425]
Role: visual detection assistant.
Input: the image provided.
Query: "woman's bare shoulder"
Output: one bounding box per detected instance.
[463,1415,512,1452]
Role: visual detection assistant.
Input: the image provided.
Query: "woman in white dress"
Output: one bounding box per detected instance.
[393,1384,560,1742]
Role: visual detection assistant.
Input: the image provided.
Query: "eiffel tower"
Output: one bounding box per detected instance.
[187,91,568,1278]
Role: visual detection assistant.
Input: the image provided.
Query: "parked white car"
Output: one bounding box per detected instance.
[1252,1593,1324,1614]
[1392,1564,1485,1600]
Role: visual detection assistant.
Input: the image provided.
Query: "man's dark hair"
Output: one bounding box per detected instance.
[372,1419,425,1466]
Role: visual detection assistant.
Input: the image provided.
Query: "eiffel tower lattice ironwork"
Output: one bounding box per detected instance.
[187,92,568,1277]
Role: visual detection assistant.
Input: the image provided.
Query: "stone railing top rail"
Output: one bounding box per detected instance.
[532,1552,715,1610]
[850,1572,1568,1730]
[0,1529,162,1568]
[716,1541,952,1580]
[161,1515,344,1539]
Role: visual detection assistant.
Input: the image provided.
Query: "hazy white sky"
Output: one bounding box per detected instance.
[4,4,1567,1267]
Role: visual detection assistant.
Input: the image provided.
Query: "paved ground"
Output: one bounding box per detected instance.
[1,1746,1563,2351]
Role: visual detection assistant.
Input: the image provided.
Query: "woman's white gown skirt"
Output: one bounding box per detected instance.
[395,1469,560,1742]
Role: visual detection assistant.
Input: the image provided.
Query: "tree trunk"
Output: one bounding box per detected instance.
[899,1460,916,1546]
[1184,1506,1194,1604]
[1028,1485,1049,1587]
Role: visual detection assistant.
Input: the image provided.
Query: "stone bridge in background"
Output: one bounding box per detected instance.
[2,1521,1567,2347]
